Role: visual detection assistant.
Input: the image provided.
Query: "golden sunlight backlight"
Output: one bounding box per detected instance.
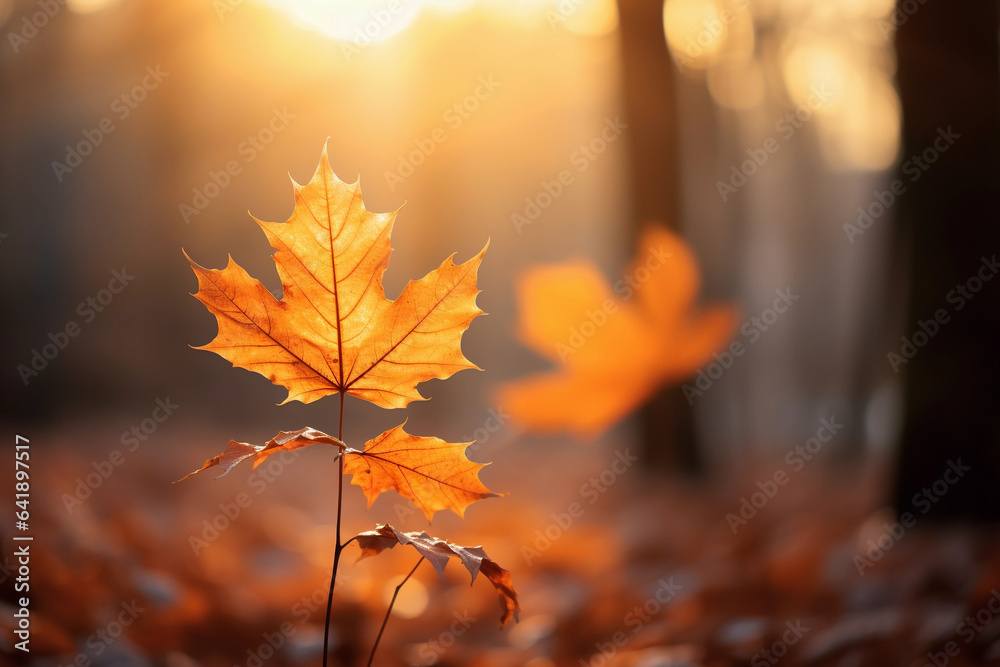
[66,0,122,13]
[662,0,728,70]
[665,0,901,171]
[256,0,463,44]
[257,0,617,44]
[383,574,430,618]
[779,22,900,171]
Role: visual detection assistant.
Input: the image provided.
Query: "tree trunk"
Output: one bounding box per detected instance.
[616,0,702,474]
[892,1,1000,519]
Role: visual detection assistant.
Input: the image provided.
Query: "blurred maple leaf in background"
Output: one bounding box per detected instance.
[497,226,737,436]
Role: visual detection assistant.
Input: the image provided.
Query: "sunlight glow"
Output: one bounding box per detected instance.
[257,0,617,44]
[663,0,901,172]
[562,0,619,36]
[819,71,900,171]
[67,0,122,13]
[383,574,429,618]
[662,0,728,70]
[781,36,851,113]
[780,28,900,171]
[257,0,431,44]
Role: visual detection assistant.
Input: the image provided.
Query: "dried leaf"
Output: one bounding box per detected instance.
[177,425,497,521]
[175,428,343,482]
[497,226,737,436]
[185,142,486,409]
[354,523,519,627]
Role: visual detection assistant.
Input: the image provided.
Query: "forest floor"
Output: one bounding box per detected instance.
[4,421,1000,667]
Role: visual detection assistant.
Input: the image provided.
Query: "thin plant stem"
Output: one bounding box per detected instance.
[366,557,425,667]
[322,392,347,667]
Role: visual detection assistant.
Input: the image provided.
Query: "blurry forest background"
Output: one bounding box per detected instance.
[0,0,909,464]
[3,0,1000,665]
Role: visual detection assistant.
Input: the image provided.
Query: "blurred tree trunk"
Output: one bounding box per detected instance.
[616,0,702,475]
[892,1,1000,519]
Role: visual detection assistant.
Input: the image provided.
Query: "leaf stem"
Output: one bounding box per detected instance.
[366,557,425,667]
[322,392,347,667]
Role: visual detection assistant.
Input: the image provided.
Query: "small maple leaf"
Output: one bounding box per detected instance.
[342,423,498,520]
[178,425,497,521]
[184,143,486,408]
[497,226,737,436]
[354,524,520,627]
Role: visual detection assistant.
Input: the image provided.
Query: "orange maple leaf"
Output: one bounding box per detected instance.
[354,524,520,627]
[342,423,498,520]
[497,226,737,436]
[181,145,510,652]
[184,143,486,408]
[177,424,497,521]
